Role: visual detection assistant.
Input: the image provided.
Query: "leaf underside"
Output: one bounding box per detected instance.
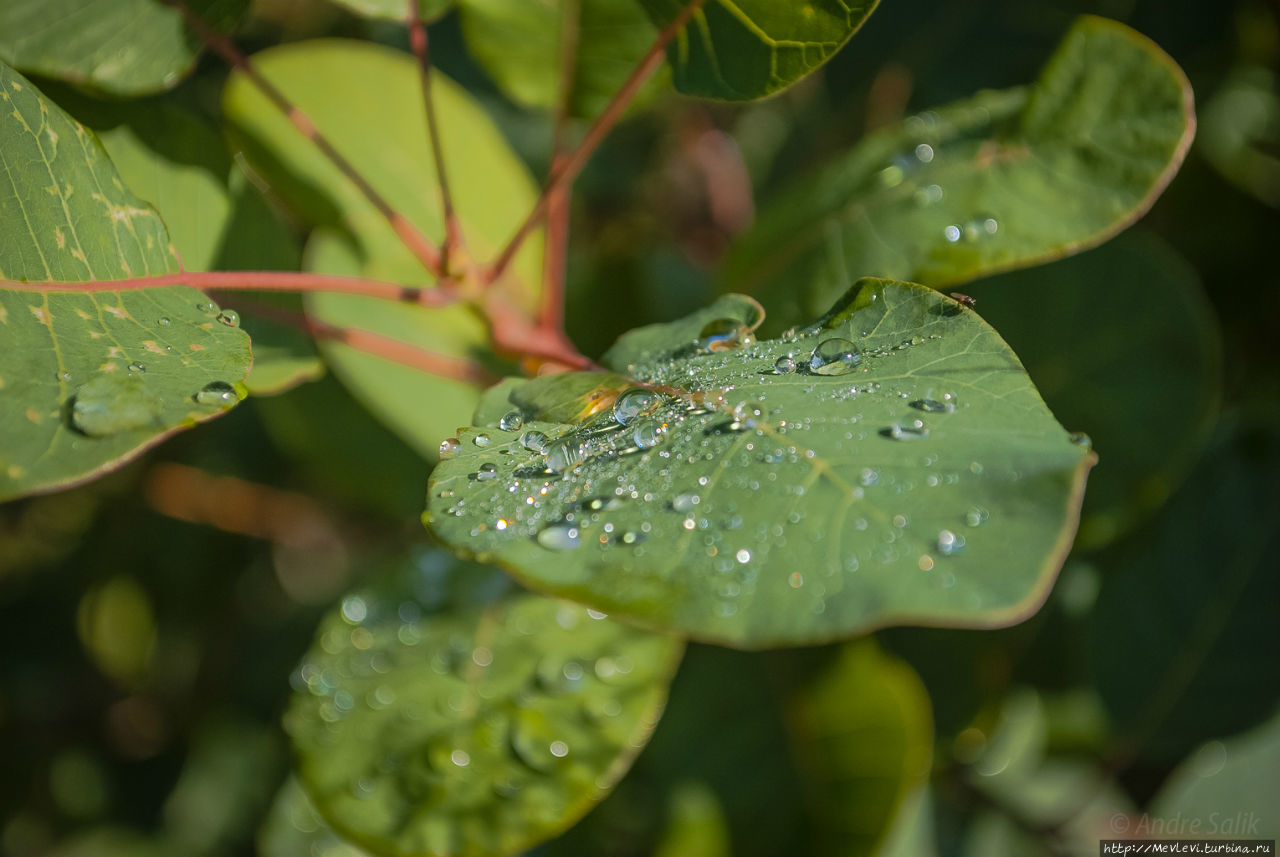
[426,279,1094,648]
[723,15,1196,329]
[0,62,251,501]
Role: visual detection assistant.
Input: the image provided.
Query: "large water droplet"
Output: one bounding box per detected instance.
[72,374,163,437]
[475,463,499,482]
[473,433,492,448]
[498,411,524,432]
[886,420,929,440]
[157,317,171,326]
[439,437,461,459]
[697,318,753,352]
[1069,432,1092,448]
[911,398,955,414]
[216,309,240,327]
[613,388,659,426]
[965,507,990,527]
[195,381,237,407]
[546,438,586,473]
[519,430,550,454]
[937,529,965,555]
[128,361,146,374]
[537,523,581,550]
[672,493,700,512]
[774,355,796,374]
[633,419,668,450]
[808,338,862,376]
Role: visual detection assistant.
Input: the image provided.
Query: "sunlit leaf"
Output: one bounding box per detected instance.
[0,0,247,96]
[323,0,452,21]
[425,279,1093,647]
[287,550,682,857]
[0,62,252,502]
[635,0,879,100]
[722,16,1196,328]
[459,0,662,119]
[223,40,543,459]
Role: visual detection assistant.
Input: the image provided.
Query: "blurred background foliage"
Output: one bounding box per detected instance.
[1,0,1278,855]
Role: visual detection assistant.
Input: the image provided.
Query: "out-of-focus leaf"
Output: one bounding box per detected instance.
[964,230,1222,548]
[323,0,452,21]
[286,550,682,857]
[1150,712,1280,838]
[788,640,933,857]
[223,39,542,458]
[0,63,252,502]
[259,778,372,857]
[634,0,879,100]
[1090,416,1280,763]
[459,0,662,119]
[426,279,1094,648]
[653,781,730,857]
[0,0,247,96]
[1200,65,1280,209]
[722,16,1196,330]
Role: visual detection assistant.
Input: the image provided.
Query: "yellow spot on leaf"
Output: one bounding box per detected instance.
[107,346,125,358]
[142,341,165,355]
[99,362,118,373]
[75,309,90,320]
[190,344,206,352]
[26,408,41,424]
[55,227,66,249]
[7,465,24,480]
[11,81,22,91]
[71,248,87,265]
[105,306,127,320]
[29,306,49,324]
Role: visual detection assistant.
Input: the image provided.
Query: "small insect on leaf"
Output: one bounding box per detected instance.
[950,292,977,308]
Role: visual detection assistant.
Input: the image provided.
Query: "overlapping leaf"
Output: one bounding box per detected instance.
[324,0,452,21]
[223,40,542,459]
[635,0,879,100]
[722,16,1195,328]
[287,551,682,857]
[426,279,1094,647]
[0,0,246,96]
[0,62,251,501]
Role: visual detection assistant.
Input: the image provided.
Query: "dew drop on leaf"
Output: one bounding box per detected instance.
[937,529,965,555]
[473,433,492,448]
[216,309,240,327]
[632,419,668,450]
[537,523,581,550]
[128,361,146,374]
[439,437,461,459]
[808,338,862,375]
[195,381,238,407]
[911,398,954,414]
[157,317,170,326]
[774,355,796,374]
[519,430,550,454]
[885,420,930,441]
[475,463,499,482]
[697,318,754,352]
[71,374,163,437]
[499,411,524,432]
[546,438,586,473]
[671,493,700,512]
[613,388,659,426]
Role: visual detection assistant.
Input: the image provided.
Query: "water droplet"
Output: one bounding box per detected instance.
[57,370,72,382]
[633,419,668,450]
[613,388,659,425]
[735,549,751,564]
[475,463,499,481]
[537,523,581,550]
[965,507,990,527]
[697,318,753,352]
[937,530,965,555]
[499,412,524,432]
[774,355,796,374]
[341,596,367,623]
[451,749,471,767]
[914,183,943,206]
[549,740,569,758]
[911,398,954,414]
[195,381,237,407]
[473,433,492,448]
[157,317,171,326]
[886,420,929,441]
[944,224,963,242]
[546,438,586,473]
[195,301,217,315]
[216,309,240,327]
[808,338,862,376]
[128,361,146,374]
[672,493,700,512]
[1069,432,1092,448]
[789,572,804,588]
[914,143,935,163]
[519,430,550,454]
[439,437,461,459]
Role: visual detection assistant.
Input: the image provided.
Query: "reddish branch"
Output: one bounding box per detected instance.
[407,0,463,265]
[2,271,459,307]
[167,0,446,281]
[484,0,708,286]
[540,0,581,331]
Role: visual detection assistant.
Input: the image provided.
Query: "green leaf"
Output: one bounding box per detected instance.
[458,0,662,118]
[1089,416,1280,763]
[652,781,730,857]
[634,0,879,101]
[0,0,247,97]
[324,0,453,21]
[259,777,374,857]
[223,39,543,458]
[425,279,1094,648]
[0,63,252,502]
[787,640,933,857]
[1151,711,1280,838]
[56,95,321,396]
[286,550,682,857]
[722,16,1196,328]
[962,231,1222,548]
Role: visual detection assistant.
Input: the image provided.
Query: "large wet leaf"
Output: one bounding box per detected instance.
[324,0,453,21]
[224,40,542,459]
[635,0,879,101]
[788,640,933,857]
[722,16,1196,328]
[963,231,1221,548]
[425,279,1094,647]
[286,550,682,857]
[0,0,246,96]
[0,63,252,502]
[458,0,661,119]
[1089,416,1280,763]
